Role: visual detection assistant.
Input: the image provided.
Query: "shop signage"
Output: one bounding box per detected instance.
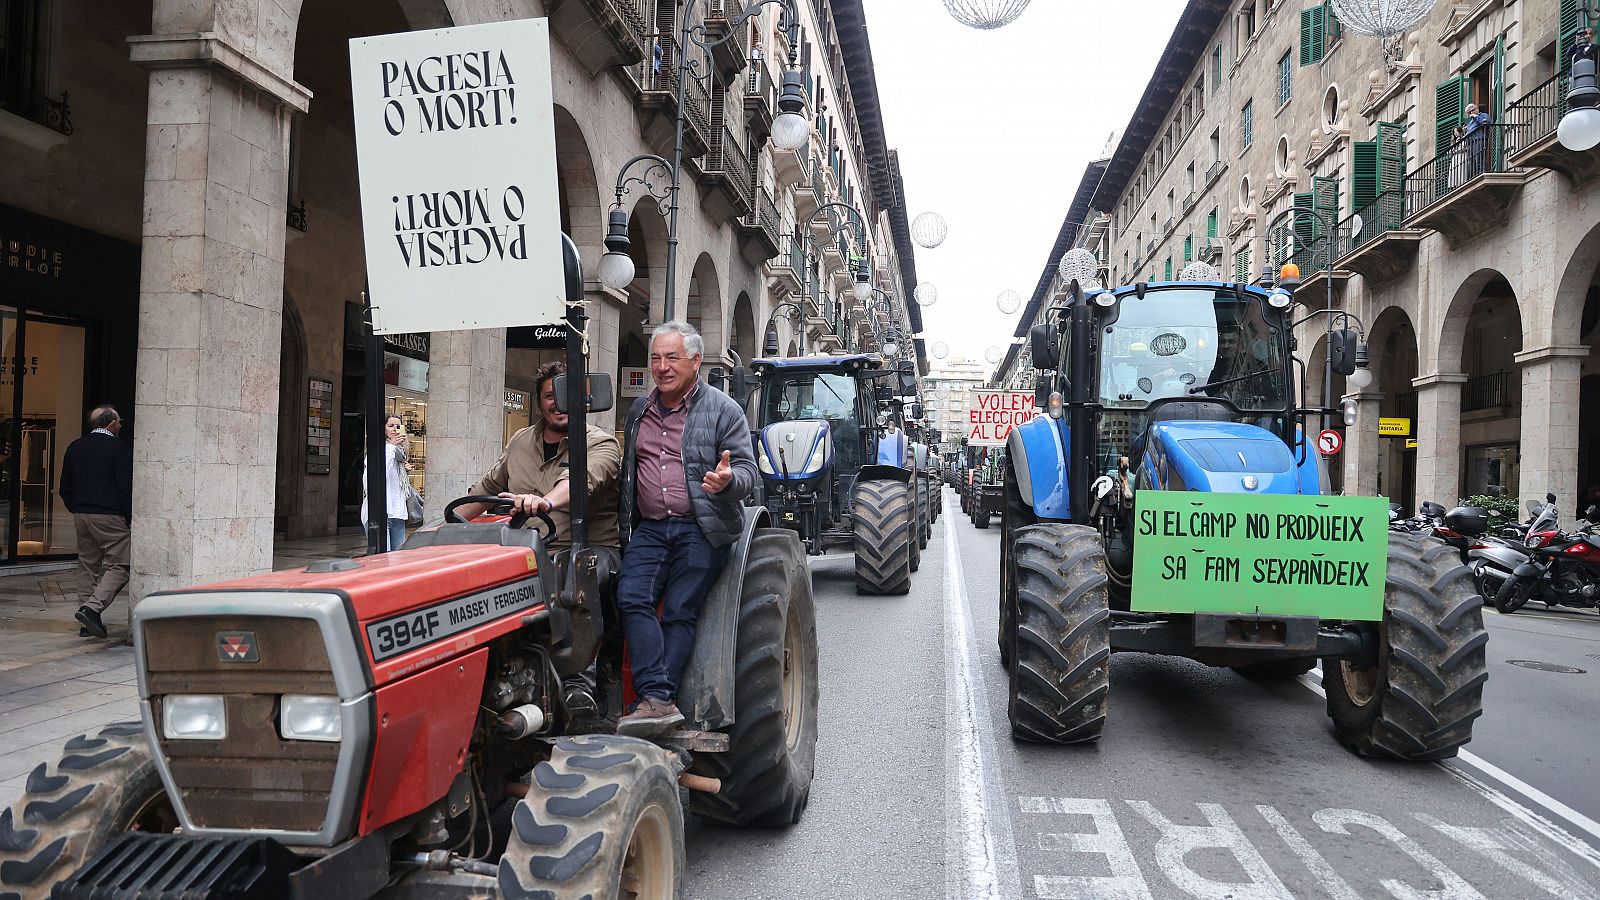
[506,323,570,349]
[620,366,652,398]
[965,390,1035,447]
[1131,491,1389,621]
[0,203,139,311]
[1378,417,1412,437]
[504,389,527,412]
[349,19,564,335]
[383,332,430,360]
[1405,438,1418,450]
[306,379,334,475]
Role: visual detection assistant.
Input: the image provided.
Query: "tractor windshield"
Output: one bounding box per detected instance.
[1098,287,1288,412]
[761,371,862,474]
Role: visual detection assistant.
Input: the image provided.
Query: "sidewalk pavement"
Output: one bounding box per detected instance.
[0,531,368,798]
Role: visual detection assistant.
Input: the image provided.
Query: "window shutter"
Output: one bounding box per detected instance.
[1207,209,1219,238]
[1561,0,1582,74]
[1492,34,1506,123]
[1436,76,1466,158]
[1292,192,1315,256]
[1184,235,1193,261]
[1313,176,1339,228]
[1299,6,1325,66]
[1351,140,1379,213]
[1165,258,1173,280]
[1377,121,1406,197]
[1235,247,1252,282]
[1324,2,1341,45]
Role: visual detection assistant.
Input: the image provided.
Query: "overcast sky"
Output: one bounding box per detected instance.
[862,0,1190,369]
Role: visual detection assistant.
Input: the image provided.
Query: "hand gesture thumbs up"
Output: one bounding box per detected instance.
[702,449,734,494]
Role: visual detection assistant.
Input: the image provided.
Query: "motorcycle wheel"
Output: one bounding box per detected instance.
[1493,576,1531,614]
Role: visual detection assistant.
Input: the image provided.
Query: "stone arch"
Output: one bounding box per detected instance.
[730,291,756,364]
[626,196,670,321]
[1551,218,1600,350]
[274,292,309,537]
[1435,268,1522,375]
[1369,305,1419,509]
[786,339,799,358]
[685,252,725,360]
[553,105,604,262]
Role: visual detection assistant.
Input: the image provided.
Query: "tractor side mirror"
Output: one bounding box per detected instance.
[552,373,615,414]
[1329,328,1359,376]
[898,372,918,396]
[910,403,924,419]
[1029,322,1059,370]
[876,385,892,402]
[729,366,753,405]
[1035,373,1052,413]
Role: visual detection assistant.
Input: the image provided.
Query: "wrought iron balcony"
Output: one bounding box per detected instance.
[1333,191,1421,284]
[546,0,647,75]
[1401,123,1527,245]
[1463,370,1512,412]
[1504,73,1600,186]
[744,64,775,139]
[765,232,806,292]
[737,185,783,263]
[1181,192,1196,215]
[704,0,750,79]
[1205,160,1225,187]
[636,31,713,158]
[698,125,754,220]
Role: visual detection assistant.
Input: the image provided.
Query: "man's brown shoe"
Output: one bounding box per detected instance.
[616,696,683,737]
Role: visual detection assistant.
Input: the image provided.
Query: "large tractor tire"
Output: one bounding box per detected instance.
[690,528,818,827]
[499,735,683,900]
[974,500,992,529]
[1492,574,1531,614]
[853,480,913,595]
[908,487,923,574]
[998,464,1035,672]
[1324,532,1488,761]
[1007,524,1111,743]
[0,722,176,898]
[916,479,931,548]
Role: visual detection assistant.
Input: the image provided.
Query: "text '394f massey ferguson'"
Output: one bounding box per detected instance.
[999,269,1489,759]
[0,239,820,900]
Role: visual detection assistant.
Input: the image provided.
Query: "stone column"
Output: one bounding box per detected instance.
[1339,390,1383,496]
[587,285,626,431]
[425,329,509,521]
[128,37,310,603]
[1411,372,1468,507]
[1515,346,1587,508]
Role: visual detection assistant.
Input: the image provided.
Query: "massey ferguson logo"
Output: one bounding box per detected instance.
[216,632,260,663]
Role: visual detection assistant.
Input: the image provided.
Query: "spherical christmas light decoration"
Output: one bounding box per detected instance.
[996,290,1022,315]
[1180,260,1221,281]
[910,212,948,249]
[984,346,1004,364]
[1328,0,1437,39]
[914,283,939,307]
[1057,247,1100,286]
[942,0,1032,30]
[932,341,949,359]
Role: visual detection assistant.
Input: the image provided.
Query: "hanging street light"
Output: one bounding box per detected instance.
[852,256,874,304]
[1560,48,1600,151]
[1329,0,1436,60]
[942,0,1032,30]
[910,212,948,249]
[598,208,636,291]
[772,69,812,151]
[996,290,1021,314]
[1058,247,1099,286]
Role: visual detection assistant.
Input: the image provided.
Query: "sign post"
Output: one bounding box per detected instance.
[349,20,562,551]
[965,390,1036,447]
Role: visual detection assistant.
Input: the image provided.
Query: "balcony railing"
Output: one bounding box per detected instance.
[1181,192,1196,214]
[1336,190,1406,256]
[746,64,774,102]
[611,0,649,53]
[639,32,712,144]
[1463,370,1512,411]
[1205,160,1224,186]
[705,126,754,209]
[1503,73,1566,159]
[1401,123,1514,217]
[742,186,782,246]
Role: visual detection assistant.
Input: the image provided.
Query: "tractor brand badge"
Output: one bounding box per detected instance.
[216,632,260,663]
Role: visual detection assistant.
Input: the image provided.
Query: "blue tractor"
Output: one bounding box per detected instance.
[1001,276,1488,759]
[747,354,926,594]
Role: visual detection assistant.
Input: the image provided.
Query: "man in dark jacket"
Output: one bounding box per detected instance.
[614,321,757,735]
[60,406,133,639]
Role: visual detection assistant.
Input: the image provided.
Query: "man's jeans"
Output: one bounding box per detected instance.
[616,517,729,701]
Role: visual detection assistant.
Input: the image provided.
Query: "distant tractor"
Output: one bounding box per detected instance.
[966,446,1005,529]
[747,354,923,595]
[1000,275,1487,759]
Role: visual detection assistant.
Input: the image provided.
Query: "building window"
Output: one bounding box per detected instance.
[1234,247,1252,282]
[1207,208,1218,238]
[1210,128,1221,163]
[1213,43,1224,86]
[1241,99,1254,148]
[1238,2,1257,51]
[1278,49,1293,106]
[1465,444,1520,499]
[0,0,68,135]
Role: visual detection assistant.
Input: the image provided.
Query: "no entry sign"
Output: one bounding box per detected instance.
[1317,429,1343,456]
[349,19,564,334]
[966,390,1035,447]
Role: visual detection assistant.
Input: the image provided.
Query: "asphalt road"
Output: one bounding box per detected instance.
[685,488,1600,898]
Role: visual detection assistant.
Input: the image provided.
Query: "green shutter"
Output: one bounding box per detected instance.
[1378,121,1406,195]
[1324,1,1341,44]
[1436,76,1466,159]
[1234,247,1252,282]
[1492,34,1506,123]
[1562,0,1582,74]
[1300,6,1325,66]
[1313,176,1339,227]
[1351,140,1378,214]
[1184,235,1193,261]
[1165,258,1173,280]
[1291,193,1315,263]
[1206,209,1218,238]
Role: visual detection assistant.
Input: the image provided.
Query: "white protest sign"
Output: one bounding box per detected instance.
[349,19,564,335]
[966,390,1036,447]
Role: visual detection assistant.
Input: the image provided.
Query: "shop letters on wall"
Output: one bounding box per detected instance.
[349,19,564,335]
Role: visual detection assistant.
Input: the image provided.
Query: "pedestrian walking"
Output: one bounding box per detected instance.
[361,414,411,551]
[613,321,757,736]
[61,406,132,639]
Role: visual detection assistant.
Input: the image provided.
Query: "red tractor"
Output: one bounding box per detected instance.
[0,239,818,900]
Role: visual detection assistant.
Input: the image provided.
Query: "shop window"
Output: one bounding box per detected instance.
[0,0,68,134]
[1465,443,1520,499]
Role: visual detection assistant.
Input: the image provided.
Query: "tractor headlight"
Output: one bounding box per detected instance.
[757,445,775,475]
[163,694,226,740]
[280,694,342,742]
[803,440,830,474]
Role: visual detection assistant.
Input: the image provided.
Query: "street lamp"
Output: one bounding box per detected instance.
[596,0,810,317]
[1560,52,1600,151]
[763,300,805,357]
[1270,207,1373,425]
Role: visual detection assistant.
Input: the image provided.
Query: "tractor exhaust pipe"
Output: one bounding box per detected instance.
[678,772,722,794]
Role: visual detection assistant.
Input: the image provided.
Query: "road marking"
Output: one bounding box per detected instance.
[943,492,1020,899]
[1299,668,1600,870]
[1256,804,1362,900]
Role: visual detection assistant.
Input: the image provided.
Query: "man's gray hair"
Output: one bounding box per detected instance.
[651,320,705,357]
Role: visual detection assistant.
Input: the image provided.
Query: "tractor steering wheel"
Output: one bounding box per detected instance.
[443,494,558,543]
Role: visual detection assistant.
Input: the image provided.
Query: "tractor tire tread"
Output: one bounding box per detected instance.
[853,481,914,595]
[1007,524,1111,744]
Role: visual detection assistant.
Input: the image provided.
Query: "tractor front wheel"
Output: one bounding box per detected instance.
[1007,524,1111,743]
[908,486,923,574]
[689,528,818,827]
[499,735,683,900]
[1324,532,1488,761]
[853,480,914,595]
[0,722,176,897]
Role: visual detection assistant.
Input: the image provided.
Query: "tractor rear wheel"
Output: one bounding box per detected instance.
[853,480,913,595]
[908,487,923,574]
[499,735,683,900]
[916,479,931,548]
[689,528,818,827]
[0,722,176,897]
[974,504,992,529]
[998,463,1034,672]
[1324,532,1488,761]
[1008,524,1111,743]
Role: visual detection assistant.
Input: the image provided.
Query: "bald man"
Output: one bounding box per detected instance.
[61,405,132,639]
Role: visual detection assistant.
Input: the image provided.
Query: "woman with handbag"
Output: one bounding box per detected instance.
[360,414,413,551]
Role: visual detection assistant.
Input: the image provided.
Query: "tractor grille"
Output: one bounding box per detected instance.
[144,616,342,833]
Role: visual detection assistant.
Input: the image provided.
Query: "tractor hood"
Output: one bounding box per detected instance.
[1146,421,1299,493]
[758,420,834,480]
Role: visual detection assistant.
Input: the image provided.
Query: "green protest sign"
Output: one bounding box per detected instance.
[1130,492,1389,621]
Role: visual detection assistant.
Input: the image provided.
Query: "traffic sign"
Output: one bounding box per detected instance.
[1317,429,1343,456]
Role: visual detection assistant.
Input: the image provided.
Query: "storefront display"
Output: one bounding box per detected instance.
[504,388,532,443]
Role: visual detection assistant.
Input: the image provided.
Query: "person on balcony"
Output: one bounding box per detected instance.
[1568,27,1597,71]
[1462,102,1493,181]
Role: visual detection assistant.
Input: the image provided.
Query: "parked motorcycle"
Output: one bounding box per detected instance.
[1492,497,1600,614]
[1393,500,1521,598]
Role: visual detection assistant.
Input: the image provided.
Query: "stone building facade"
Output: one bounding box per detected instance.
[999,0,1600,515]
[0,0,921,599]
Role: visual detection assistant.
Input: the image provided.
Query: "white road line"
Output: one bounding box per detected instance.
[943,491,1021,900]
[1298,669,1600,871]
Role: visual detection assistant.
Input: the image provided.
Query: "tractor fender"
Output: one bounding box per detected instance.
[1007,415,1071,518]
[680,504,772,731]
[856,463,912,483]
